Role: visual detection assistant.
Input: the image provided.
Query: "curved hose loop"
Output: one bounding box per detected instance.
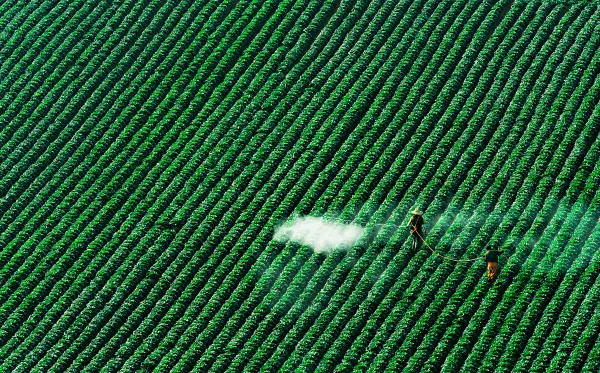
[412,224,484,263]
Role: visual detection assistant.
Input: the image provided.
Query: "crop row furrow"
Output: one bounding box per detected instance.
[35,2,288,372]
[0,0,27,45]
[38,0,346,368]
[560,263,600,372]
[0,6,221,354]
[0,0,158,272]
[0,1,258,370]
[359,2,552,370]
[0,0,72,92]
[118,0,376,368]
[501,38,600,373]
[262,1,473,370]
[126,0,432,370]
[409,8,599,373]
[0,0,187,325]
[439,4,589,369]
[206,0,446,366]
[474,9,600,372]
[432,18,599,373]
[303,1,495,371]
[336,2,560,370]
[72,2,326,372]
[0,0,114,156]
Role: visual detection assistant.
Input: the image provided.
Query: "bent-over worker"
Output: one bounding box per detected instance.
[484,245,503,281]
[407,208,425,251]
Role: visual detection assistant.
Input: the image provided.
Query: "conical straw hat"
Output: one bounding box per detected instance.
[411,208,423,215]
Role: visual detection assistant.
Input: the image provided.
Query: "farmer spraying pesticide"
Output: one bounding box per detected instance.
[401,209,511,282]
[407,208,425,251]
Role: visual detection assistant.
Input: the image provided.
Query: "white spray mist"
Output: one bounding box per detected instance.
[273,216,365,254]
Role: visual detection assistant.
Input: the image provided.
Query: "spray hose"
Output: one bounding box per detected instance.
[501,252,512,269]
[381,220,509,264]
[412,226,483,262]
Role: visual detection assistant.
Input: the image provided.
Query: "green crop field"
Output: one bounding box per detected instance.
[2,0,600,371]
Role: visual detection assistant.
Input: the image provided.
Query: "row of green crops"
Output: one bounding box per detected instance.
[29,0,346,370]
[412,2,600,370]
[2,0,600,372]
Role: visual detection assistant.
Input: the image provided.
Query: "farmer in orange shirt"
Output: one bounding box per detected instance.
[484,245,503,281]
